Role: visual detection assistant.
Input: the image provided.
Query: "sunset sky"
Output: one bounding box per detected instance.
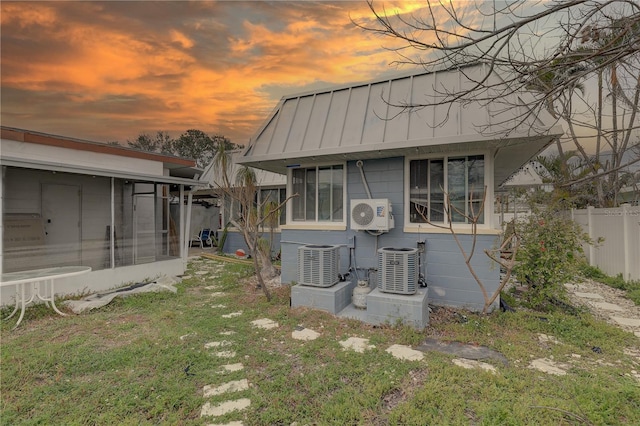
[1,1,445,146]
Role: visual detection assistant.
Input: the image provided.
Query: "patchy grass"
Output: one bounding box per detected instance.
[2,258,639,425]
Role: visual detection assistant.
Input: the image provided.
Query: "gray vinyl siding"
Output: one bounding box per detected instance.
[279,157,500,312]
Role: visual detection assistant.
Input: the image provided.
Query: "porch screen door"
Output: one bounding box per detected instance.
[42,183,81,266]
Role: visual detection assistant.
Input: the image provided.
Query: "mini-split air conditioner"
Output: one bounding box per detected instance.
[298,244,340,288]
[350,199,394,232]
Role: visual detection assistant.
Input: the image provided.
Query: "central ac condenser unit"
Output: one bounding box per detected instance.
[350,199,394,232]
[298,244,340,288]
[377,247,419,295]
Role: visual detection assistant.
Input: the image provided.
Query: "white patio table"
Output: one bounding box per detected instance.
[1,266,91,329]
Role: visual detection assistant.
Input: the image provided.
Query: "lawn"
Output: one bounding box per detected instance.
[1,257,639,425]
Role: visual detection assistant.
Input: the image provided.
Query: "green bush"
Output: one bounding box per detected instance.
[513,210,591,310]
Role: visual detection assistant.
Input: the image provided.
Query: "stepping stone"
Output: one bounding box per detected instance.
[180,333,196,341]
[251,318,279,329]
[590,301,625,311]
[205,285,220,290]
[205,341,232,349]
[211,304,227,309]
[339,337,375,353]
[538,333,561,345]
[386,344,424,361]
[181,275,192,280]
[200,398,251,417]
[452,358,497,374]
[573,292,604,299]
[209,292,226,297]
[196,271,210,275]
[220,331,236,336]
[212,351,237,358]
[292,328,320,341]
[218,363,244,373]
[528,358,567,376]
[203,379,249,397]
[222,312,243,318]
[611,317,640,327]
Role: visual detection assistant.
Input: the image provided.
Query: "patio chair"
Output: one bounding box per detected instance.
[192,228,214,248]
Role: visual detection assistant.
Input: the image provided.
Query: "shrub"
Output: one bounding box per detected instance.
[513,210,591,310]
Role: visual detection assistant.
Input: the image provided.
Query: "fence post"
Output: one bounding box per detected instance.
[622,204,630,281]
[587,205,595,266]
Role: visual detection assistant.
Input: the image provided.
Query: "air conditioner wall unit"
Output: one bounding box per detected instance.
[298,244,340,288]
[350,198,394,231]
[377,247,419,295]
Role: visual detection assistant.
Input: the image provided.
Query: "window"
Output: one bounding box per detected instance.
[259,188,286,226]
[291,165,344,222]
[409,155,485,224]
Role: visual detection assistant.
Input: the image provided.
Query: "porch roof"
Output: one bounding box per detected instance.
[236,64,562,188]
[0,126,203,185]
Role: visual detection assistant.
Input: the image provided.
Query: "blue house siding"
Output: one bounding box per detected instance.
[279,157,500,312]
[221,231,282,257]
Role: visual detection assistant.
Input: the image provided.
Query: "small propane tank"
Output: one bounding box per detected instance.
[352,280,371,309]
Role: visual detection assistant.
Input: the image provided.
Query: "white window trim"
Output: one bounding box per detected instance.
[286,161,347,228]
[403,150,494,232]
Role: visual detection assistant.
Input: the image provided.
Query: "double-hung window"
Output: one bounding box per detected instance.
[409,155,485,224]
[291,165,344,222]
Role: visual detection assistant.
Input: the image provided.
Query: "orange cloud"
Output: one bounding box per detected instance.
[1,1,446,144]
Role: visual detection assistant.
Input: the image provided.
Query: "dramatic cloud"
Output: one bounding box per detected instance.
[1,1,444,145]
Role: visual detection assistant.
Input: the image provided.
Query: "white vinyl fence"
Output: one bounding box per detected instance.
[572,205,640,281]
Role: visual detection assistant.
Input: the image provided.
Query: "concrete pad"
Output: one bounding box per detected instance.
[205,341,232,349]
[452,358,497,374]
[200,398,251,417]
[213,351,237,358]
[218,363,244,373]
[573,292,604,299]
[251,318,279,330]
[417,338,508,365]
[222,312,243,318]
[203,379,249,397]
[529,358,567,376]
[611,317,640,327]
[590,302,625,312]
[339,337,375,353]
[386,344,424,361]
[292,328,320,341]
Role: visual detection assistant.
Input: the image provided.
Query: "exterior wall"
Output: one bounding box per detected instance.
[222,230,282,258]
[280,157,500,312]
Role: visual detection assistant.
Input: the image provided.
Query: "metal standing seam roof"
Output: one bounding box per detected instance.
[237,63,563,187]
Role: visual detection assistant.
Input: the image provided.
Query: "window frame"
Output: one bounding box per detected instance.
[404,150,493,231]
[286,162,347,227]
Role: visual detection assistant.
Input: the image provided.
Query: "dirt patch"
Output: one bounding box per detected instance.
[381,368,429,411]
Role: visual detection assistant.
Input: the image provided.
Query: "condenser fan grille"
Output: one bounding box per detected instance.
[298,245,340,288]
[352,203,374,226]
[377,247,419,295]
